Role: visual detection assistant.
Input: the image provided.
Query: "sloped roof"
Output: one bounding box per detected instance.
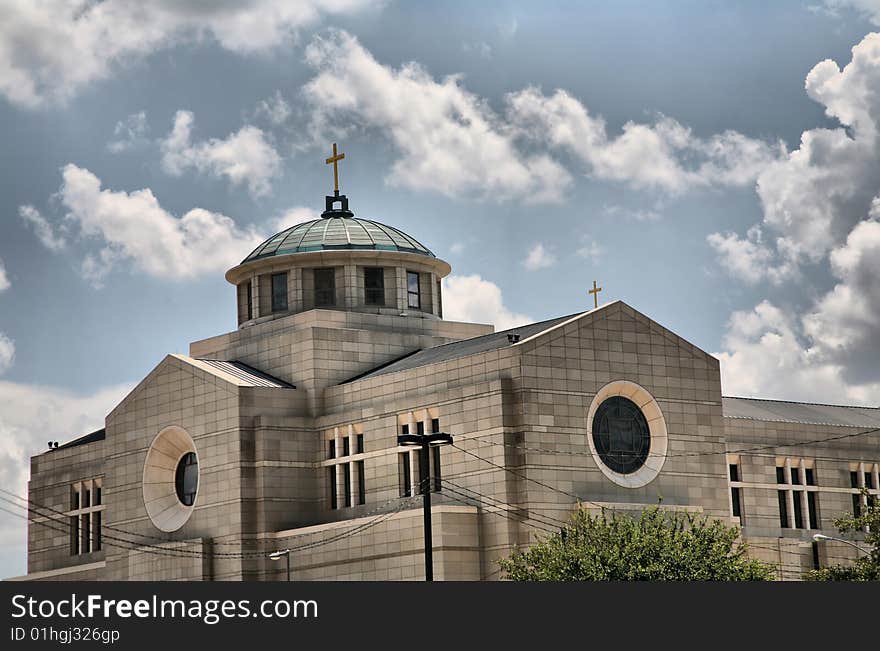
[344,313,580,383]
[175,356,294,388]
[54,428,105,451]
[722,396,880,428]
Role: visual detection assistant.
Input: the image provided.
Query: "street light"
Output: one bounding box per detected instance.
[812,533,870,554]
[270,549,291,581]
[397,431,453,582]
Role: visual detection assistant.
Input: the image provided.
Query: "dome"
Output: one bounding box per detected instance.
[242,216,436,264]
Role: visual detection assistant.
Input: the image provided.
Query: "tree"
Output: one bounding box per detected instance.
[498,506,774,581]
[805,490,880,581]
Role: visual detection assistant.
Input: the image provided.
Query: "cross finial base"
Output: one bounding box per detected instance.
[322,194,354,219]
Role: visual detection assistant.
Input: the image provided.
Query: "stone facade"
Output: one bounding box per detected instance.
[14,217,880,582]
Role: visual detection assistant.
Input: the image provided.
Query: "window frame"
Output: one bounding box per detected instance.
[407,271,421,310]
[314,268,336,307]
[364,267,385,306]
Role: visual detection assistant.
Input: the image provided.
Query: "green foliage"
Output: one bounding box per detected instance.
[498,506,774,581]
[805,491,880,581]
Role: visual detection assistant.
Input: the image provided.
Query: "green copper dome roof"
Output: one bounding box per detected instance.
[242,216,436,263]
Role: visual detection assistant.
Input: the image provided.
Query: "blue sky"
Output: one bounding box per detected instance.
[2,0,880,577]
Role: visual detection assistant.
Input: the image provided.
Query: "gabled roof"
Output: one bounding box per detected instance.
[722,396,880,428]
[176,356,294,388]
[343,313,581,383]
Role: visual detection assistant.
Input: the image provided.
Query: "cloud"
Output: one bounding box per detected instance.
[524,242,556,270]
[576,238,602,261]
[0,258,9,291]
[160,111,282,197]
[18,204,67,251]
[507,87,784,194]
[303,30,572,203]
[449,242,465,255]
[303,31,781,202]
[717,199,880,403]
[442,274,532,330]
[0,379,132,578]
[255,91,293,126]
[0,0,381,107]
[56,164,264,285]
[820,1,880,24]
[107,110,149,153]
[0,333,14,374]
[714,33,880,279]
[707,225,797,285]
[270,206,319,231]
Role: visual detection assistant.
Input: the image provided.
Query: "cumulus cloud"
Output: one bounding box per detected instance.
[713,33,880,277]
[709,33,880,403]
[820,1,880,24]
[576,238,602,261]
[507,88,783,193]
[107,110,149,153]
[0,258,9,291]
[303,31,781,202]
[160,111,282,197]
[524,243,556,270]
[707,225,797,285]
[717,198,880,404]
[55,164,264,285]
[0,0,380,107]
[270,206,320,232]
[442,274,532,331]
[0,333,14,374]
[0,380,132,578]
[303,30,573,202]
[18,204,67,251]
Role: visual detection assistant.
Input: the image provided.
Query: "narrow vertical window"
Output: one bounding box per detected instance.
[851,470,861,517]
[343,437,350,457]
[805,468,815,486]
[866,472,876,490]
[790,469,801,485]
[314,268,336,307]
[246,281,253,320]
[436,279,442,318]
[343,464,352,507]
[356,434,364,454]
[271,272,288,313]
[776,467,786,484]
[328,466,337,510]
[777,490,789,528]
[81,513,91,553]
[83,486,91,508]
[357,460,365,505]
[71,486,80,510]
[70,516,79,555]
[416,421,425,435]
[93,511,102,552]
[401,424,409,435]
[407,271,420,309]
[807,492,819,529]
[431,418,440,434]
[364,267,385,306]
[94,485,102,506]
[399,453,411,497]
[792,492,804,529]
[328,440,335,459]
[432,446,442,492]
[417,448,428,495]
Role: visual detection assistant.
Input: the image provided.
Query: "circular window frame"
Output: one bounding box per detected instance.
[586,380,667,488]
[142,426,199,532]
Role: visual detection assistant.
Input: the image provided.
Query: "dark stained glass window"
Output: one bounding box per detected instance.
[399,453,411,497]
[805,468,815,486]
[364,267,385,306]
[314,268,335,307]
[343,464,351,507]
[807,492,819,529]
[591,396,651,475]
[328,466,337,510]
[328,440,335,459]
[731,487,742,518]
[793,491,804,529]
[174,452,198,506]
[357,460,365,505]
[431,418,440,434]
[356,434,364,454]
[416,421,425,435]
[407,271,420,309]
[776,467,786,484]
[271,272,288,313]
[729,464,739,482]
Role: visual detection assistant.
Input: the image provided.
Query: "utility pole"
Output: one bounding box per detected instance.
[270,549,291,581]
[397,431,453,581]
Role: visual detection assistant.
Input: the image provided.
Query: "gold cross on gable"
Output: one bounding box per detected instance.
[325,143,345,194]
[588,280,602,309]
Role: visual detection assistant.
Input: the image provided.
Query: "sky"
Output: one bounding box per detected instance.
[2,0,880,577]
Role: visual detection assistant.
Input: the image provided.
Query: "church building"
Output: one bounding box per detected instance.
[17,149,880,581]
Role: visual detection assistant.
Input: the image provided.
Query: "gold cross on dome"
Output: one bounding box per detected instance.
[588,280,602,309]
[325,143,345,194]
